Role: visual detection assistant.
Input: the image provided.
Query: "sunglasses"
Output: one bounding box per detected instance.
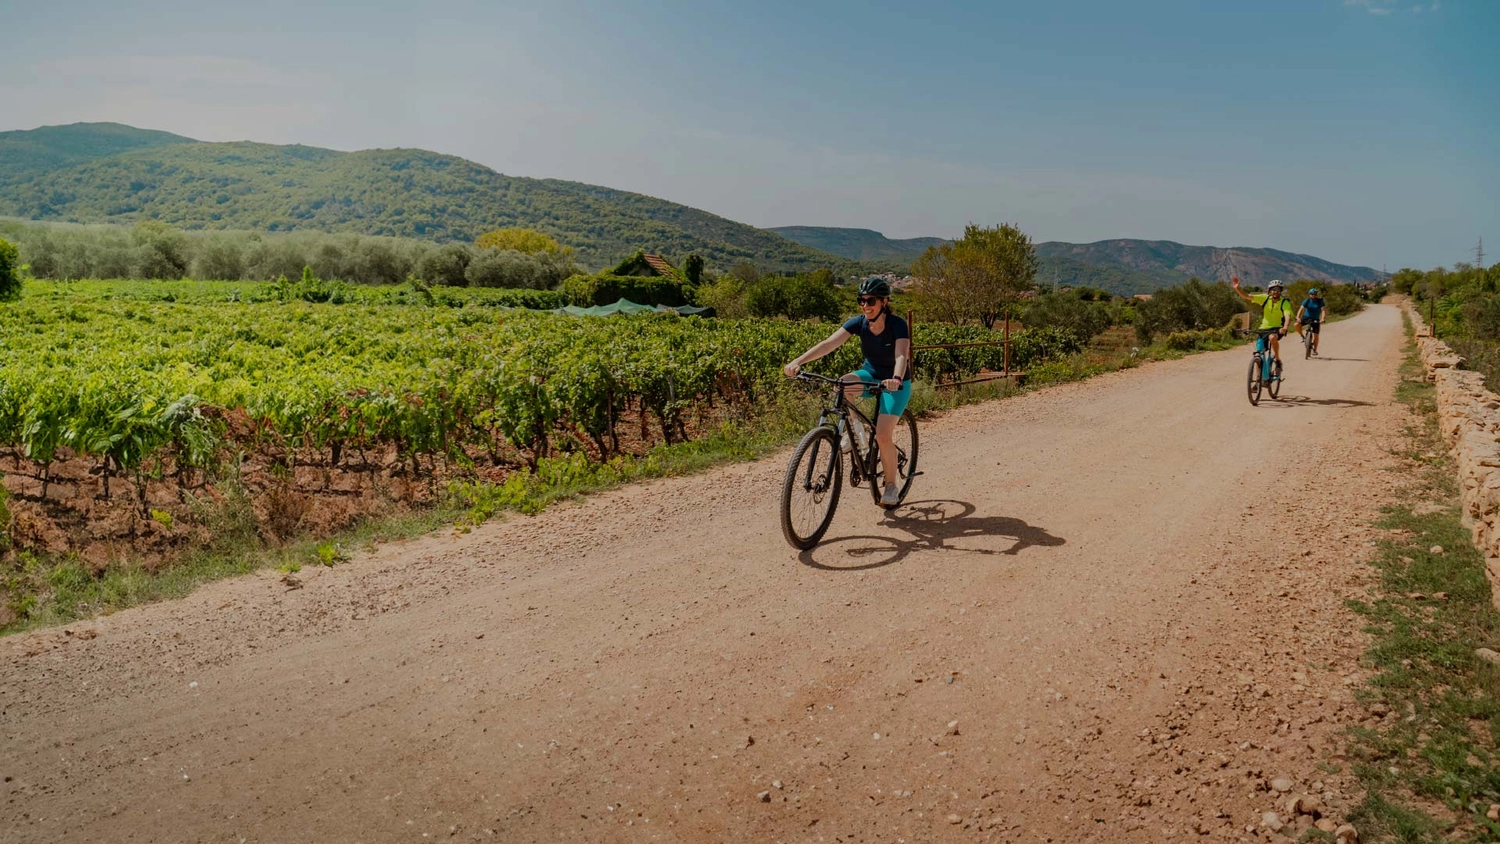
[857,296,884,306]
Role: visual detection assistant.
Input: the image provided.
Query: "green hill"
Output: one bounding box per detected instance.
[0,123,858,273]
[766,226,947,265]
[0,122,194,179]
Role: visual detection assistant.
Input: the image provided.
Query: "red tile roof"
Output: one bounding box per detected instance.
[643,254,677,276]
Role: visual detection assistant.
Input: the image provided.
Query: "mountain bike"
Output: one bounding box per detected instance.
[1247,329,1283,406]
[1302,324,1314,359]
[780,372,920,550]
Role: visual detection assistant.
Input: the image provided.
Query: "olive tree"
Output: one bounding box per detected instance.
[909,223,1038,328]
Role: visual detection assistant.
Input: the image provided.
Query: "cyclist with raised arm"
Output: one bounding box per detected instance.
[1296,288,1327,357]
[783,277,912,507]
[1232,277,1293,381]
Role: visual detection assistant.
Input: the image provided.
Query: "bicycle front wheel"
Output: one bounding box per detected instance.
[1247,357,1262,406]
[780,427,843,550]
[868,410,920,507]
[1304,331,1312,360]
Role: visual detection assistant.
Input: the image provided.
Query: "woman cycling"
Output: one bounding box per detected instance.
[783,277,912,507]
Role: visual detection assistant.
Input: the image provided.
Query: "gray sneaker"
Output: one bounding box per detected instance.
[881,484,901,507]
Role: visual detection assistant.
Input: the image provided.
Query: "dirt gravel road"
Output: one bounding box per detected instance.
[3,305,1410,842]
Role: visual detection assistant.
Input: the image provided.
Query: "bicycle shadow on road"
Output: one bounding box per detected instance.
[798,499,1065,572]
[1309,357,1369,362]
[1264,395,1375,408]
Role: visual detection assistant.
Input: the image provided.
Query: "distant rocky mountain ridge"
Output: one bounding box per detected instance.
[771,226,1382,296]
[766,226,947,263]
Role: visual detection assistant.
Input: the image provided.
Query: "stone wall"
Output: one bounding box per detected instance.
[1408,304,1500,606]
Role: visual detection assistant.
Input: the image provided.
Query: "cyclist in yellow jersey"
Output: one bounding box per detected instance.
[1231,276,1293,379]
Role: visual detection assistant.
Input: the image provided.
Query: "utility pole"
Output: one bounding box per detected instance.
[1478,237,1486,270]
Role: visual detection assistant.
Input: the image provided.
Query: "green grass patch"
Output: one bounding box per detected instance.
[1342,309,1500,841]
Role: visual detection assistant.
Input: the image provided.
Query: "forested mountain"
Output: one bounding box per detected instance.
[772,225,1382,296]
[1033,240,1384,292]
[0,123,855,273]
[766,226,947,264]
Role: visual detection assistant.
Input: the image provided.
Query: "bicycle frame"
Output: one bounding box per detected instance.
[800,372,884,483]
[1254,333,1275,381]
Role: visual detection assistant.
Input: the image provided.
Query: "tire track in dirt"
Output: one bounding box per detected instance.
[2,305,1406,842]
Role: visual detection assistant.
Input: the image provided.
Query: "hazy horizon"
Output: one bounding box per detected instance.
[2,0,1495,272]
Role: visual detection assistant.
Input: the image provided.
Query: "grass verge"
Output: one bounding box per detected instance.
[2,506,457,636]
[1343,310,1500,842]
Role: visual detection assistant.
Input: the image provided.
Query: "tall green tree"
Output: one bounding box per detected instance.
[0,238,20,301]
[683,254,705,285]
[909,223,1038,329]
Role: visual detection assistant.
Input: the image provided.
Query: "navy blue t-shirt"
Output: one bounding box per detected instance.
[1300,297,1325,321]
[842,313,911,382]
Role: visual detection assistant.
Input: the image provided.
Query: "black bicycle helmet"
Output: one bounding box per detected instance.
[857,277,892,298]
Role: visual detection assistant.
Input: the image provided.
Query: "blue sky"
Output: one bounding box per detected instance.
[1,0,1495,271]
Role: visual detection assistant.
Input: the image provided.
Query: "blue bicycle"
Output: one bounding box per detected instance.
[1247,329,1284,406]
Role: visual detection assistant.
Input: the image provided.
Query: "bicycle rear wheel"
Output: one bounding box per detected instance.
[868,410,920,507]
[1247,357,1262,406]
[780,427,843,549]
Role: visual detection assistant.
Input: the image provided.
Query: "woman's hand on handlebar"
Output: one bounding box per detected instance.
[783,362,801,378]
[881,377,901,392]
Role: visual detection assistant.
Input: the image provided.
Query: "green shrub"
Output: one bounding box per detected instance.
[1134,278,1242,344]
[1022,290,1117,341]
[1162,327,1235,352]
[465,249,574,289]
[745,272,842,322]
[560,273,688,307]
[692,275,751,318]
[1009,326,1084,367]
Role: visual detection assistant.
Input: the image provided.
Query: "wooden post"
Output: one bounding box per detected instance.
[1429,297,1436,337]
[1003,312,1011,377]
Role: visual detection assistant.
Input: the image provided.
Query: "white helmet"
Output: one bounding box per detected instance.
[1267,279,1285,291]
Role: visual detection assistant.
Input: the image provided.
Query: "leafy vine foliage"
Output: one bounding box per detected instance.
[0,282,1075,519]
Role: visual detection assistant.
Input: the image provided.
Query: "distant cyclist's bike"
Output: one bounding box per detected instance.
[1302,324,1315,359]
[1247,329,1283,406]
[780,372,920,550]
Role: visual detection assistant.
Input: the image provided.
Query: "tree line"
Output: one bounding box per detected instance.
[0,220,578,290]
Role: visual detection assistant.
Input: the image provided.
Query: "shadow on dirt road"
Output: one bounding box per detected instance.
[1262,395,1375,408]
[798,499,1065,571]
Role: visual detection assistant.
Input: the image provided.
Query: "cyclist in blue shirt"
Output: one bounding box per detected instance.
[1296,288,1327,357]
[784,277,912,507]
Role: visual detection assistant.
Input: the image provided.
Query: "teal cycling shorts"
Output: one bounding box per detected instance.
[854,366,912,418]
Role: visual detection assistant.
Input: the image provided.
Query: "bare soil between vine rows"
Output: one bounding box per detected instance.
[1,305,1408,842]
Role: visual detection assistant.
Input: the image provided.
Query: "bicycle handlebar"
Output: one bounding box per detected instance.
[794,371,886,393]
